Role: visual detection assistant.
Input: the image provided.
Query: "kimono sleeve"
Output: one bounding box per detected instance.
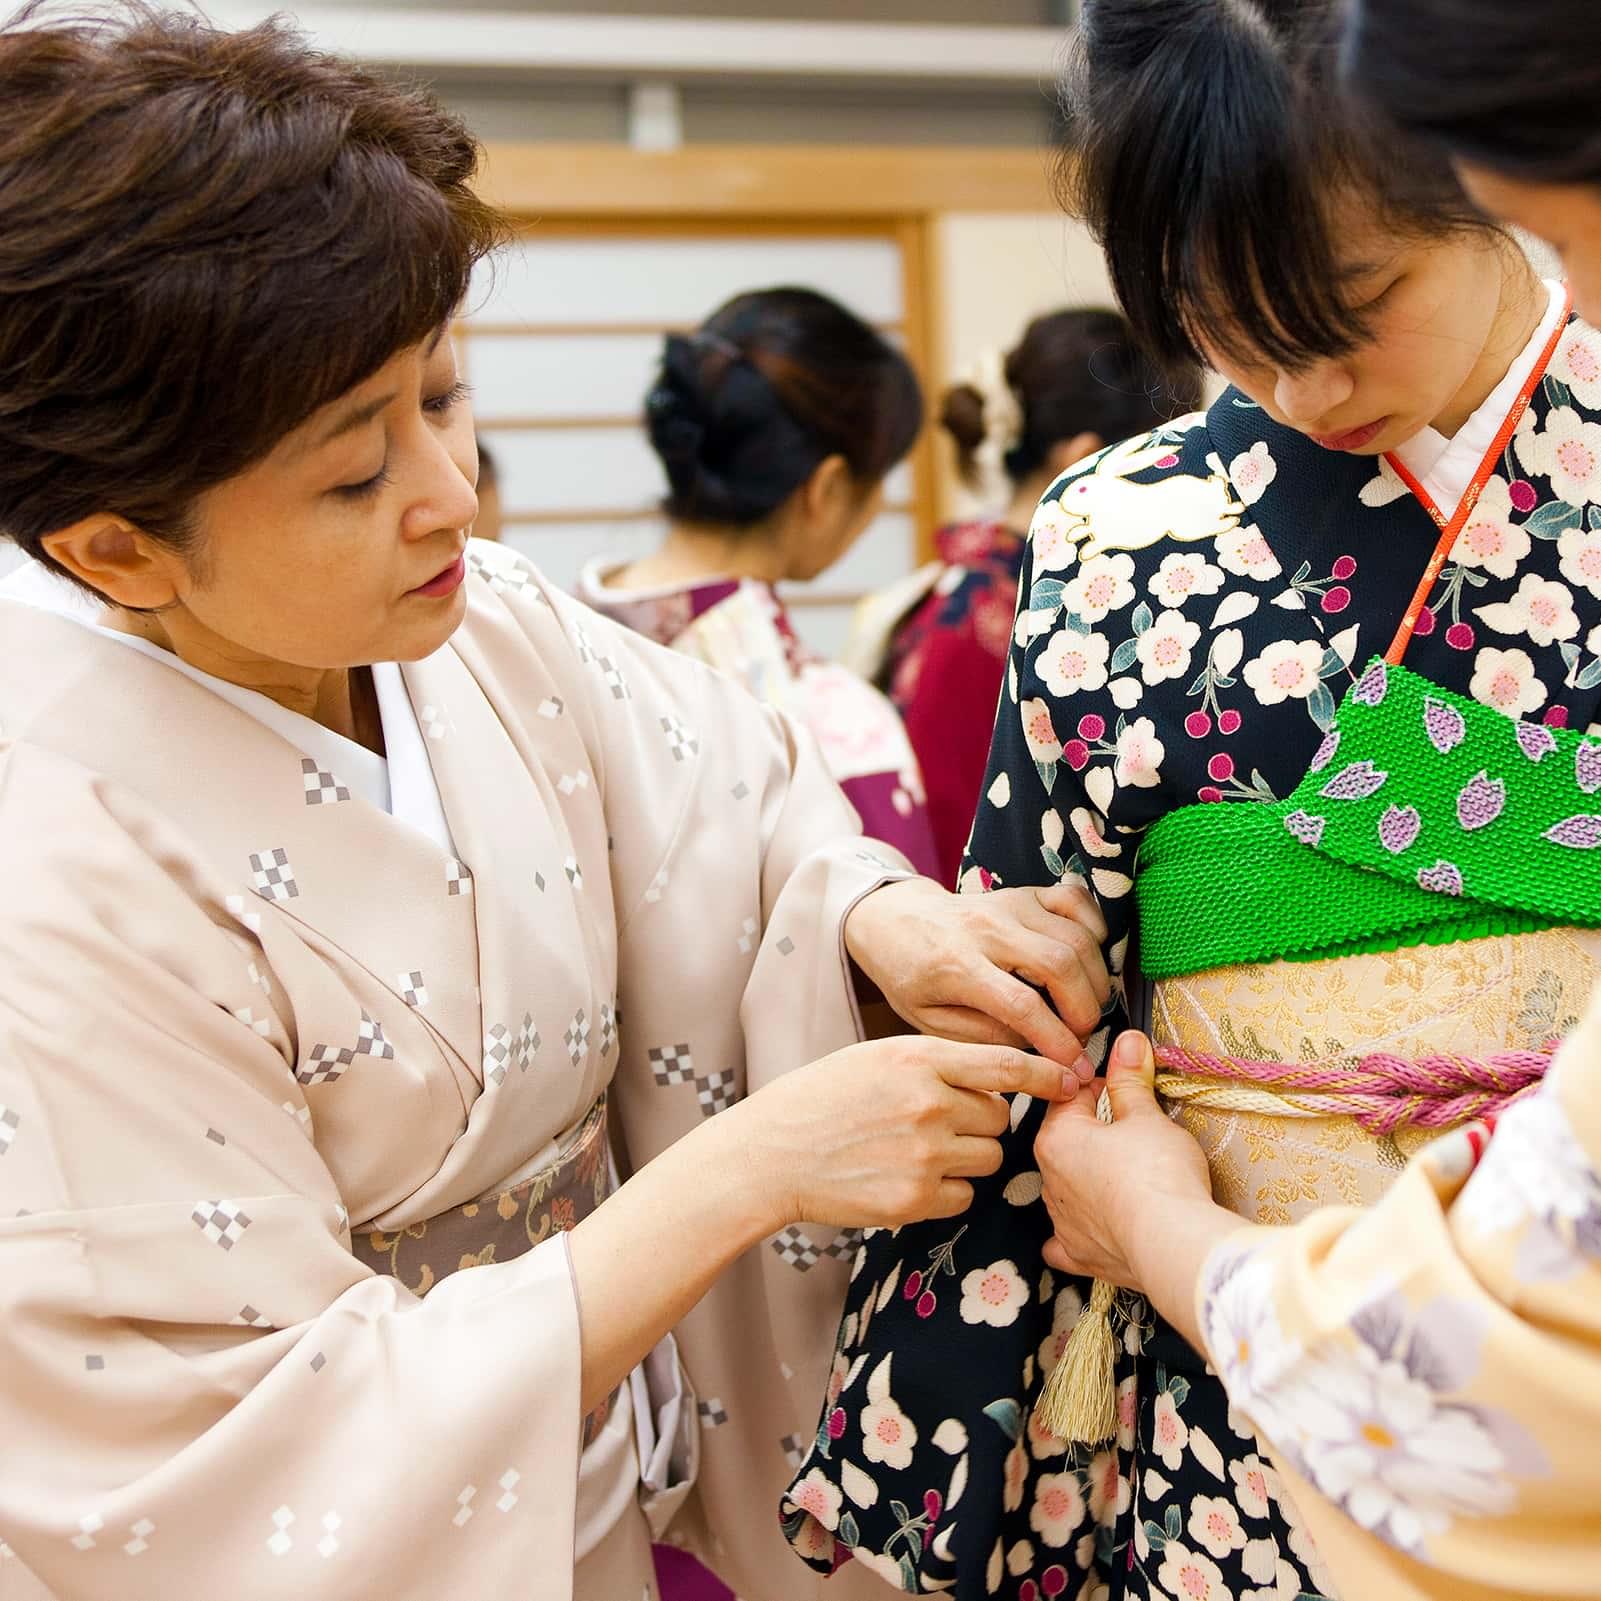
[0,744,585,1601]
[1195,990,1601,1601]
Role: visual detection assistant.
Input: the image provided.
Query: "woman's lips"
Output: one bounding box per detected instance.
[1309,418,1388,452]
[409,555,466,598]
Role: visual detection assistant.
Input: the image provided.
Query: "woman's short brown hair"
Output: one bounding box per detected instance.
[0,4,504,567]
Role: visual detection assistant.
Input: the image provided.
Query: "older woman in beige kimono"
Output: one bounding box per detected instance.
[0,13,1112,1601]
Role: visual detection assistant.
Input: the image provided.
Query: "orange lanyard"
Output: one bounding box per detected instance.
[1382,286,1573,666]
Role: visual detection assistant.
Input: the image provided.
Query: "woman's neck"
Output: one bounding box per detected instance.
[609,520,790,591]
[1004,468,1059,534]
[105,605,384,752]
[1431,253,1547,439]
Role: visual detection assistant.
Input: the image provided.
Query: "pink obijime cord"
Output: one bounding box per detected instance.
[1151,1043,1551,1136]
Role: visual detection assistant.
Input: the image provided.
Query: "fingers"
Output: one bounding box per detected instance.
[1032,881,1110,946]
[1105,1031,1162,1122]
[965,965,1084,1065]
[931,1040,1073,1101]
[1006,933,1110,1044]
[928,1178,976,1219]
[946,1085,1012,1138]
[944,1133,1007,1179]
[1041,1235,1072,1273]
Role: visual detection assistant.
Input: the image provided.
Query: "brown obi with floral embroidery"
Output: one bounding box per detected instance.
[351,1093,615,1442]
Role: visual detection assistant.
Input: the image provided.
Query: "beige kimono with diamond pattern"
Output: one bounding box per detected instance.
[0,541,907,1601]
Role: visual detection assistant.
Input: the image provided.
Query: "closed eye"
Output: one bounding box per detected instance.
[425,380,472,418]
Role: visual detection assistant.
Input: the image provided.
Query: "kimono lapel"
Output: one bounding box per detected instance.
[0,603,486,1119]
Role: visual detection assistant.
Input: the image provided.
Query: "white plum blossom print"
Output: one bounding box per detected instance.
[1552,321,1601,409]
[1516,404,1601,507]
[1216,524,1282,581]
[1452,478,1530,580]
[1149,551,1226,609]
[1473,572,1581,647]
[790,1468,843,1532]
[858,1355,918,1470]
[1019,697,1064,765]
[1241,638,1324,706]
[1156,1538,1231,1601]
[1003,1437,1028,1513]
[1456,1084,1601,1278]
[1151,1388,1190,1472]
[1071,806,1121,860]
[1137,608,1203,685]
[959,1259,1030,1328]
[1063,553,1137,623]
[1039,630,1111,699]
[1086,1449,1130,1525]
[1229,440,1278,506]
[1030,498,1082,574]
[1359,457,1411,507]
[1027,1470,1086,1548]
[1188,1494,1248,1560]
[1113,716,1166,789]
[1558,523,1601,600]
[1469,646,1547,717]
[1229,1454,1281,1521]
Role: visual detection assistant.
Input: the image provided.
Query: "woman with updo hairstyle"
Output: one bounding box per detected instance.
[0,9,1126,1597]
[579,287,941,877]
[851,309,1200,886]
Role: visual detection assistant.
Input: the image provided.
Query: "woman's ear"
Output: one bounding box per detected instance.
[40,516,184,610]
[799,453,855,526]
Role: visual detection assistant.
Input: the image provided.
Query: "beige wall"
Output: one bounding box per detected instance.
[931,209,1116,521]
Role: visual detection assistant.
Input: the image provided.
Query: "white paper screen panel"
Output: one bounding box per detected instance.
[468,332,662,421]
[467,235,905,328]
[479,425,667,513]
[0,543,24,579]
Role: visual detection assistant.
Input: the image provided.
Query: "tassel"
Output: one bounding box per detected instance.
[1033,1088,1119,1445]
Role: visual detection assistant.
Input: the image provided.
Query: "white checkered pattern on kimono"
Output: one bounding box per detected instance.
[466,546,531,593]
[564,1009,591,1067]
[0,1106,17,1155]
[564,855,583,889]
[695,1068,738,1117]
[515,1013,540,1067]
[69,1514,101,1552]
[249,848,299,902]
[660,714,699,762]
[445,857,473,896]
[123,1518,155,1556]
[230,1304,275,1329]
[398,971,428,1008]
[483,1013,538,1086]
[300,759,350,805]
[296,1011,393,1084]
[697,1397,728,1429]
[266,1506,294,1557]
[649,1044,693,1086]
[599,1001,617,1058]
[781,1433,809,1468]
[597,649,630,701]
[191,1200,253,1251]
[770,1226,826,1271]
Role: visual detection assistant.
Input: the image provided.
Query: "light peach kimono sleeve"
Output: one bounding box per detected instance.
[1194,988,1601,1601]
[0,744,585,1600]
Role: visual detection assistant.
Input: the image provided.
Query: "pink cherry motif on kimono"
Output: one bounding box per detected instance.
[1416,860,1465,895]
[1516,720,1559,763]
[1378,803,1422,855]
[1577,742,1601,795]
[1218,709,1243,736]
[902,1270,923,1301]
[1319,760,1389,800]
[1351,661,1388,706]
[1040,1567,1069,1597]
[1423,696,1467,754]
[923,1490,943,1525]
[1456,771,1506,831]
[915,1291,937,1318]
[1283,809,1326,848]
[1545,815,1601,849]
[827,1408,847,1440]
[1308,727,1340,774]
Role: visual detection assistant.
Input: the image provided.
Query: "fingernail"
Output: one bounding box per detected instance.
[1113,1032,1148,1069]
[1071,1053,1095,1083]
[1058,1067,1076,1099]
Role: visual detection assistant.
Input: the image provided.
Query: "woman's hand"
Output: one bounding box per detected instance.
[843,876,1111,1074]
[1034,1030,1242,1348]
[741,1036,1074,1231]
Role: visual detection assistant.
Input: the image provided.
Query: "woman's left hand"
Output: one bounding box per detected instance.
[843,876,1111,1073]
[1035,1030,1241,1347]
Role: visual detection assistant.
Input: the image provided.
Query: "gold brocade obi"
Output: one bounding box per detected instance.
[1150,929,1601,1224]
[350,1093,613,1439]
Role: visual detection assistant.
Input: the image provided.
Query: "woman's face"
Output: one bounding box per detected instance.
[1456,163,1601,326]
[87,330,479,672]
[1197,208,1519,455]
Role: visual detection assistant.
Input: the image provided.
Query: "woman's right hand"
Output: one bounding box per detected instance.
[742,1037,1073,1231]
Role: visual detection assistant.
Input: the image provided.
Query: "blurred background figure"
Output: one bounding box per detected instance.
[471,437,503,541]
[580,287,942,877]
[848,309,1201,885]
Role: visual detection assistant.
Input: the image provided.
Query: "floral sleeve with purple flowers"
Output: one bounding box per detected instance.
[779,310,1601,1601]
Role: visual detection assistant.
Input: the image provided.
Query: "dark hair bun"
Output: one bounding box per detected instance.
[938,383,988,457]
[644,288,924,530]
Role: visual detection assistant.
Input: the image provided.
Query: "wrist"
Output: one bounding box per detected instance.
[843,875,937,974]
[1125,1192,1244,1350]
[697,1091,796,1243]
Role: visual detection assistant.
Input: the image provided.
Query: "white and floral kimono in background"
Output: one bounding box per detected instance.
[0,540,909,1601]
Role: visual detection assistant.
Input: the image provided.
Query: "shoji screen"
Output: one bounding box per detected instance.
[459,222,931,657]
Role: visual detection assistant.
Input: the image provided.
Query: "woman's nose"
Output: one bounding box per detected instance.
[1273,362,1356,427]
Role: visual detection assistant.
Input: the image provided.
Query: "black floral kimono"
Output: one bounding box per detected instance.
[782,294,1601,1600]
